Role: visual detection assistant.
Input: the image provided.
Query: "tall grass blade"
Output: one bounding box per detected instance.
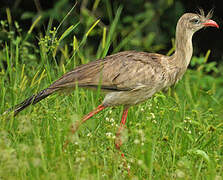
[102,6,123,57]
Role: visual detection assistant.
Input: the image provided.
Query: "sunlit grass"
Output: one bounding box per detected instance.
[1,70,223,179]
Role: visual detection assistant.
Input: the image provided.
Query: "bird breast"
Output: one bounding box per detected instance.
[102,86,162,107]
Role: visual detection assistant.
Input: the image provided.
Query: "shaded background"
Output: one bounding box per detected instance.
[0,0,222,64]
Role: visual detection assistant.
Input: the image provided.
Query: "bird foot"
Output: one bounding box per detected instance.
[115,138,122,150]
[119,151,131,176]
[70,123,79,134]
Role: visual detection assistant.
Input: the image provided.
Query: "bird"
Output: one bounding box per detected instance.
[4,10,219,154]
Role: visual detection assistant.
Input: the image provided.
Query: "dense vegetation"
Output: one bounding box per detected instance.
[1,1,223,179]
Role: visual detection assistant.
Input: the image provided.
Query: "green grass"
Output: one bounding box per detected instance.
[1,8,223,180]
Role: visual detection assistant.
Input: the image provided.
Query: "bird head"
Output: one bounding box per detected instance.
[177,9,219,35]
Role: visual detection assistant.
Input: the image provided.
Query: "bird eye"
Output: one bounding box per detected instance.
[190,18,200,24]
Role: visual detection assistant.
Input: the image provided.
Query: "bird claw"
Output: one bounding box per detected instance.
[115,136,122,150]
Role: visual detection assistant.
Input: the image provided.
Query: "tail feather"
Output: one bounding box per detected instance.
[4,88,53,116]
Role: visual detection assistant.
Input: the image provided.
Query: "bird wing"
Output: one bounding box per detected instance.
[49,51,168,92]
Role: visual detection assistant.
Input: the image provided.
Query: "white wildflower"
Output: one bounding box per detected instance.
[152,120,157,124]
[110,118,115,122]
[74,142,78,145]
[134,139,140,144]
[106,132,113,138]
[87,133,92,137]
[150,113,155,119]
[137,160,143,165]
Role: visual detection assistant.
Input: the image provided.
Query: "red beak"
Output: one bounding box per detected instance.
[202,19,219,28]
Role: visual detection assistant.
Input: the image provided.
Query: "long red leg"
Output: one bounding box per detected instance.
[63,104,106,149]
[115,107,129,151]
[115,106,131,175]
[71,104,107,134]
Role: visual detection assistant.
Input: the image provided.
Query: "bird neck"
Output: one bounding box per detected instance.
[171,26,194,69]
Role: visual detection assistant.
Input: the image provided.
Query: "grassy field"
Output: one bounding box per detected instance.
[1,11,223,180]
